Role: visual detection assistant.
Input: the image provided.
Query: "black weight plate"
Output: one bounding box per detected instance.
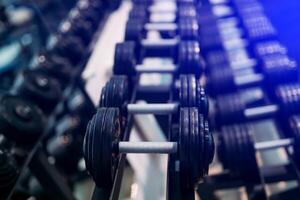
[178,41,202,76]
[113,42,136,75]
[179,75,188,107]
[179,108,189,189]
[178,18,199,40]
[125,19,144,42]
[0,94,45,144]
[188,75,196,107]
[189,108,200,186]
[15,70,62,114]
[107,108,121,188]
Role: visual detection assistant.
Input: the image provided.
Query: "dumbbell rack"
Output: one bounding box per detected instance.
[3,0,120,199]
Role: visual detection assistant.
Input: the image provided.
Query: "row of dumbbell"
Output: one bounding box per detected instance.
[200,1,300,96]
[0,0,114,196]
[83,75,215,191]
[216,116,300,183]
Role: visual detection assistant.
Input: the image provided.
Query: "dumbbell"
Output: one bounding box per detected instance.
[47,114,85,175]
[13,70,62,114]
[205,40,288,72]
[129,4,197,23]
[113,41,203,76]
[83,107,214,190]
[217,120,300,181]
[34,52,73,86]
[0,149,19,198]
[215,83,300,125]
[125,18,199,41]
[207,53,298,95]
[52,34,85,65]
[0,94,45,144]
[59,16,94,47]
[99,75,208,117]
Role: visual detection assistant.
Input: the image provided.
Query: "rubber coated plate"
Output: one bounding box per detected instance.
[178,18,199,40]
[15,70,62,113]
[188,75,196,107]
[0,94,45,144]
[113,42,136,75]
[179,108,190,189]
[125,20,144,41]
[179,75,188,107]
[196,81,209,117]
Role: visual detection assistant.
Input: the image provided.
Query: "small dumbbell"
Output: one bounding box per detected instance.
[125,18,199,41]
[129,4,197,23]
[207,53,298,95]
[215,83,300,125]
[83,107,214,190]
[13,70,62,114]
[205,40,288,72]
[99,75,208,116]
[0,94,45,144]
[113,41,203,76]
[217,120,300,181]
[199,18,277,53]
[0,149,19,198]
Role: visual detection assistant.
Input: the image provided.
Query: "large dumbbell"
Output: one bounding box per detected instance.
[125,18,199,41]
[113,41,203,76]
[0,94,45,144]
[99,75,208,116]
[215,83,300,125]
[207,53,298,95]
[83,107,214,190]
[13,70,62,114]
[217,120,300,181]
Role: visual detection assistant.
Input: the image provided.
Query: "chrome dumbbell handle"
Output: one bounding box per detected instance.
[145,23,177,32]
[244,105,279,120]
[119,141,177,153]
[136,64,177,73]
[127,103,179,114]
[141,38,178,48]
[234,73,264,87]
[254,138,294,151]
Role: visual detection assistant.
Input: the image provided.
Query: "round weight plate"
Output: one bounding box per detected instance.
[187,75,196,107]
[179,75,188,107]
[113,42,136,75]
[189,108,200,186]
[125,20,144,42]
[15,70,62,113]
[0,94,45,144]
[178,18,199,40]
[179,108,190,189]
[178,41,202,76]
[198,113,205,179]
